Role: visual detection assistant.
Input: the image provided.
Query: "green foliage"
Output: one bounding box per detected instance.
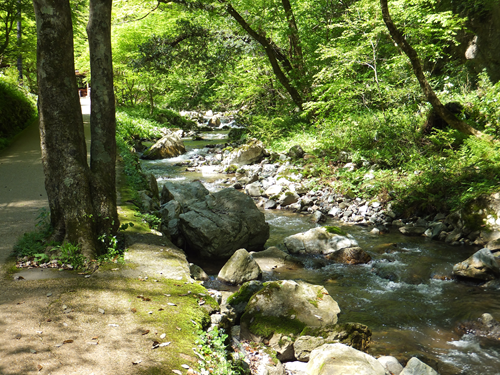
[153,108,196,130]
[134,212,161,230]
[195,327,245,375]
[56,243,86,269]
[0,78,37,150]
[13,231,48,257]
[324,226,347,236]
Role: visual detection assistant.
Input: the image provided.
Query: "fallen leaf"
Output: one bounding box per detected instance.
[46,293,52,297]
[108,324,119,327]
[160,333,166,339]
[15,334,21,340]
[198,300,205,306]
[16,301,24,305]
[87,341,98,345]
[148,311,153,315]
[92,336,99,340]
[158,308,164,311]
[132,360,142,365]
[176,327,181,331]
[131,307,137,313]
[167,303,176,306]
[142,330,150,336]
[30,349,37,354]
[137,295,144,299]
[36,331,43,335]
[172,370,182,375]
[159,342,171,347]
[37,364,43,371]
[181,364,190,369]
[63,340,74,344]
[46,319,52,322]
[143,298,151,302]
[98,308,105,314]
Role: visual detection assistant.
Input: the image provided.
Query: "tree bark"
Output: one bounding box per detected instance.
[33,0,98,257]
[380,0,483,137]
[87,0,119,242]
[281,0,304,74]
[225,3,304,110]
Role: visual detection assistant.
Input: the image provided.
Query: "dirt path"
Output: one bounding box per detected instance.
[0,99,206,375]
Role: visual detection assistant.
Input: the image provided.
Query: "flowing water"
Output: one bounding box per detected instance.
[142,132,500,375]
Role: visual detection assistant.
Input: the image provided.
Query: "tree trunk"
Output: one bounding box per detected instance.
[87,0,119,242]
[281,0,304,75]
[380,0,483,137]
[226,3,304,110]
[33,0,98,258]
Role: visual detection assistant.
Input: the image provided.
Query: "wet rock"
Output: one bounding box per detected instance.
[179,188,270,259]
[264,199,277,210]
[300,323,372,352]
[283,361,308,375]
[240,280,340,342]
[377,356,404,375]
[142,131,186,159]
[226,280,264,318]
[452,248,500,281]
[311,210,326,224]
[283,227,358,256]
[189,263,208,281]
[400,357,439,375]
[458,313,500,340]
[399,226,426,236]
[326,247,372,265]
[306,343,386,375]
[218,249,262,284]
[264,184,282,198]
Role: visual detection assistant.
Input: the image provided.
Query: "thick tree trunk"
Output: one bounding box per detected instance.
[87,0,119,241]
[33,0,98,258]
[226,3,303,110]
[380,0,483,137]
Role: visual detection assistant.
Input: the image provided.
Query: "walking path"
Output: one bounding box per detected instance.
[0,99,200,375]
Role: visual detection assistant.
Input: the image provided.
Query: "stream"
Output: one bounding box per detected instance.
[141,131,500,375]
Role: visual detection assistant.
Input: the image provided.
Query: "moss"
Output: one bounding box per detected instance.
[241,310,306,339]
[226,281,263,306]
[308,299,319,308]
[324,226,347,236]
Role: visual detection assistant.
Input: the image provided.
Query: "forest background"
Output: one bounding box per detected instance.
[2,0,500,219]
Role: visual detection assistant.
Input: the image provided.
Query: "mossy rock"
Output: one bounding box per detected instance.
[239,280,340,342]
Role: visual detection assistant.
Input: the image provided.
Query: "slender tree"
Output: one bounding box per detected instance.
[380,0,483,137]
[33,0,118,259]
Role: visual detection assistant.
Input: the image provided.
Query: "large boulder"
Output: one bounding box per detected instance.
[160,180,209,206]
[284,227,358,255]
[142,131,186,159]
[400,357,439,375]
[377,356,404,375]
[452,248,500,281]
[179,188,270,259]
[224,139,266,166]
[240,280,340,342]
[305,343,387,375]
[218,249,262,284]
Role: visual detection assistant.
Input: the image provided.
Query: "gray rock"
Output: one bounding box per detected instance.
[224,139,266,166]
[311,210,326,223]
[294,336,326,362]
[269,333,295,362]
[189,263,208,281]
[179,188,270,259]
[452,248,500,280]
[240,280,340,342]
[400,357,439,375]
[250,246,294,272]
[326,247,371,265]
[264,199,277,210]
[218,249,262,284]
[283,227,358,255]
[142,131,186,159]
[160,180,209,206]
[377,356,404,375]
[399,226,426,236]
[245,181,263,197]
[328,206,341,217]
[264,184,282,198]
[278,191,300,206]
[306,343,386,375]
[445,228,462,243]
